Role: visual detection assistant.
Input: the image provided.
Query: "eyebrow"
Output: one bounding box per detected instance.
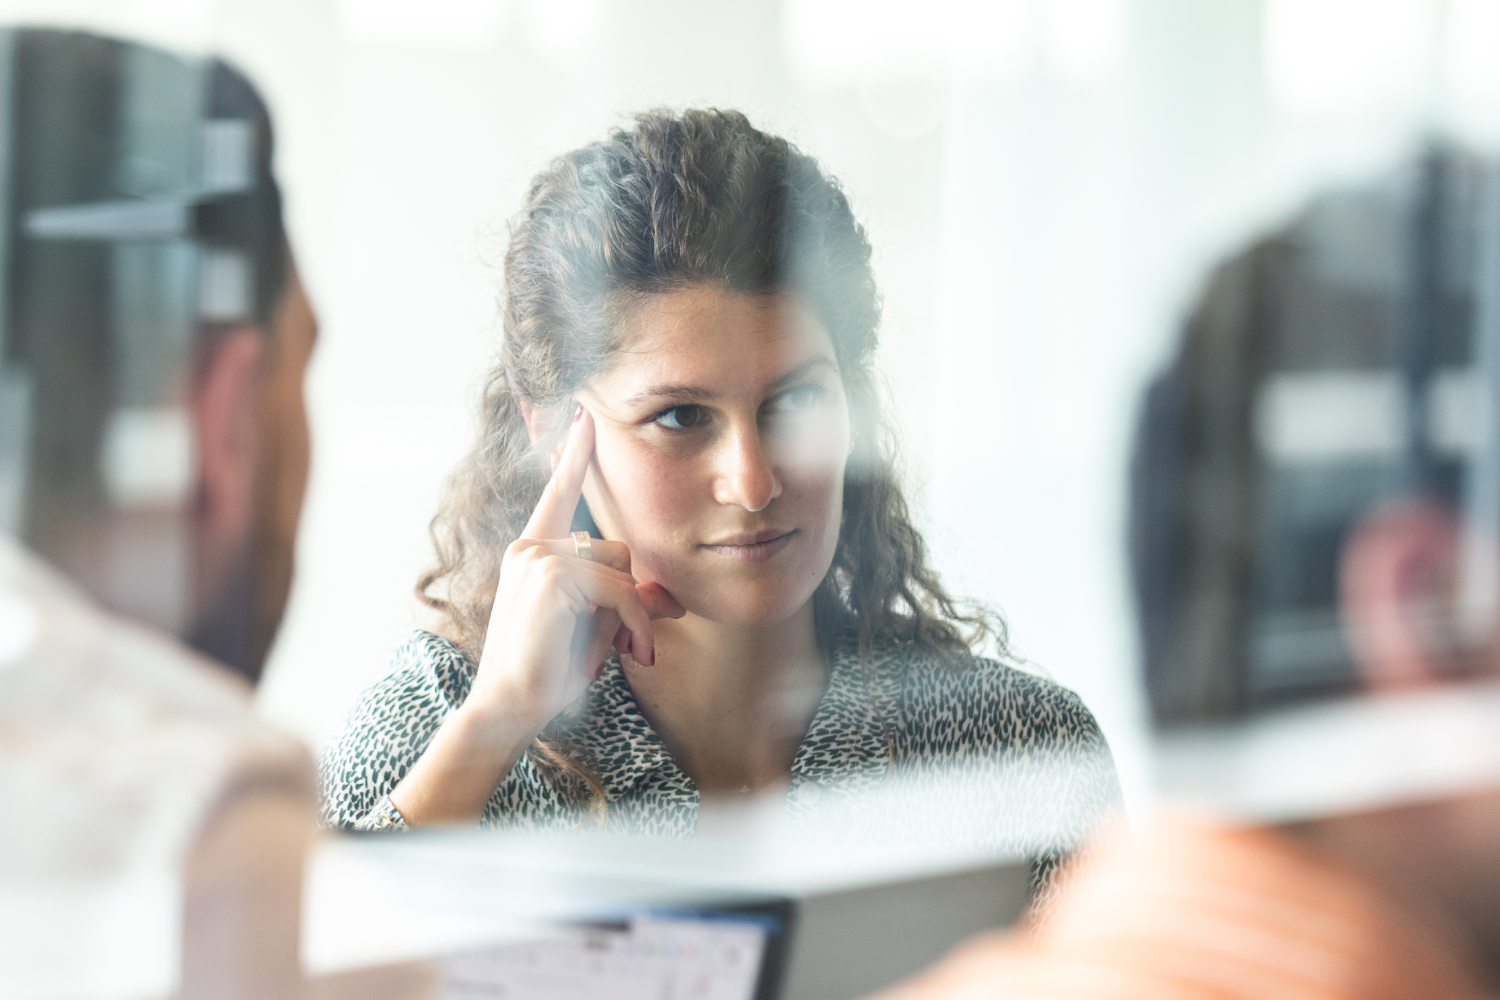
[625,355,840,408]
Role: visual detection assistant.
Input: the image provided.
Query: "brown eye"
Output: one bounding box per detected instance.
[654,404,710,430]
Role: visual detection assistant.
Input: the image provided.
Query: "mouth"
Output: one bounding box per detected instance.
[701,528,798,563]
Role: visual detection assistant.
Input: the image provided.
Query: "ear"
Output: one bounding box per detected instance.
[1340,500,1463,690]
[519,398,544,446]
[193,328,265,540]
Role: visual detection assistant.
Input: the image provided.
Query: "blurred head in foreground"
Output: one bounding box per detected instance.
[869,148,1500,1000]
[0,29,316,683]
[0,30,317,1000]
[1128,146,1500,977]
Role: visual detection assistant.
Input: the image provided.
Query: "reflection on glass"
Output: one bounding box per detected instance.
[318,110,1120,903]
[873,147,1500,1000]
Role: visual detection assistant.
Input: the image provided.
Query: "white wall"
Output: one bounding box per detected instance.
[10,0,1500,812]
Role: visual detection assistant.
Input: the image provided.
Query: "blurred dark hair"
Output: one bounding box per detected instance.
[202,58,289,332]
[418,108,1000,806]
[1130,148,1488,726]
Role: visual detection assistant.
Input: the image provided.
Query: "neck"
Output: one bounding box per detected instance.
[623,600,828,796]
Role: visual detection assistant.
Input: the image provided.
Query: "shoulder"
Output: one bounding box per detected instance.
[6,532,260,724]
[947,653,1104,740]
[5,533,253,716]
[386,628,476,706]
[316,629,471,827]
[859,641,1109,751]
[871,643,1122,860]
[2,536,314,838]
[340,628,475,726]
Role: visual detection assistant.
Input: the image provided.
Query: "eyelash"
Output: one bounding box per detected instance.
[650,404,711,431]
[647,385,829,432]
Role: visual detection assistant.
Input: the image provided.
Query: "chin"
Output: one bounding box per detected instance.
[680,579,818,628]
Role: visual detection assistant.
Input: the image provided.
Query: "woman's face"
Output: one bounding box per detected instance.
[578,286,851,627]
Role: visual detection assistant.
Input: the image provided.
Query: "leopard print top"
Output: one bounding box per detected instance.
[318,630,1120,889]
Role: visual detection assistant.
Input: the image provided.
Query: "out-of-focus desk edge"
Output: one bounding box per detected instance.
[300,829,1032,1000]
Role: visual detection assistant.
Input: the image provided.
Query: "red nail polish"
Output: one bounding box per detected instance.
[648,643,656,667]
[624,635,634,658]
[573,403,583,422]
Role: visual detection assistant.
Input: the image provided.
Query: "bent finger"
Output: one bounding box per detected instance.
[638,581,686,620]
[532,535,632,575]
[582,609,620,681]
[612,622,633,662]
[565,573,655,666]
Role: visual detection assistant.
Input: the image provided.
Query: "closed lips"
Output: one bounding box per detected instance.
[702,529,797,562]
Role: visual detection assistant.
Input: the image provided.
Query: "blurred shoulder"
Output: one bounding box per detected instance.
[4,532,277,729]
[2,534,315,847]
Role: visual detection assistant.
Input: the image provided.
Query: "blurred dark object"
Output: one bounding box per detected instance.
[1132,147,1499,725]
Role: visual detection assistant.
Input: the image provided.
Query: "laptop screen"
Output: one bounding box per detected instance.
[440,912,777,1000]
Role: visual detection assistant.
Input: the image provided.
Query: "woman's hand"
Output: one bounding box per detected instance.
[389,406,684,825]
[471,406,684,729]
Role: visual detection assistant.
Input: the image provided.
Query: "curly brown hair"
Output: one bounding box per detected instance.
[418,108,1001,807]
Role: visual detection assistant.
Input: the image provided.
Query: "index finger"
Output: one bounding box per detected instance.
[523,405,595,539]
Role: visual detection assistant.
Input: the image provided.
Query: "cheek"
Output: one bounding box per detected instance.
[780,416,849,470]
[587,438,697,551]
[784,455,847,552]
[779,419,850,508]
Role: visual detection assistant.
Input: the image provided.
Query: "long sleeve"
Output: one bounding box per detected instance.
[317,631,467,830]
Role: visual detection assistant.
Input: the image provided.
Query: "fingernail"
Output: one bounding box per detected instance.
[624,635,634,658]
[573,403,583,422]
[648,642,656,667]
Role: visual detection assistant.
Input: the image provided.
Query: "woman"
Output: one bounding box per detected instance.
[320,109,1119,888]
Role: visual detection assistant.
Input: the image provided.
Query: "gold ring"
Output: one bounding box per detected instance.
[571,531,593,562]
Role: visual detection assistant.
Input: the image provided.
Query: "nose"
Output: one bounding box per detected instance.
[712,423,781,512]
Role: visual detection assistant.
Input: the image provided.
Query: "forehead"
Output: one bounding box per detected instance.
[603,287,834,385]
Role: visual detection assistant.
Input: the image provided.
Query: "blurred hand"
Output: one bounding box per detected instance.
[865,816,1482,1000]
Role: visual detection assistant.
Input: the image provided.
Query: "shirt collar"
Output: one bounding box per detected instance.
[571,641,904,801]
[789,640,901,797]
[575,655,675,799]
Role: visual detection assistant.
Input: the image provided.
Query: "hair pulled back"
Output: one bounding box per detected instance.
[418,108,999,805]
